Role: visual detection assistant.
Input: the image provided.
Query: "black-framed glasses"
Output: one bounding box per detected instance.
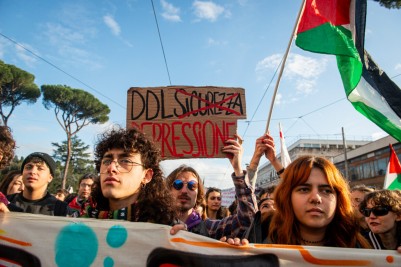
[100,158,143,174]
[360,206,392,217]
[172,180,198,191]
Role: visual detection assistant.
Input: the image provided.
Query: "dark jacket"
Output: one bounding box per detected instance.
[7,192,77,217]
[244,211,271,243]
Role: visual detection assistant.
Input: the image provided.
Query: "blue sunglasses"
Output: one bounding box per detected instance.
[172,180,198,191]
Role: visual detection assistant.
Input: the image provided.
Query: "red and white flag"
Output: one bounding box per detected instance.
[279,123,291,168]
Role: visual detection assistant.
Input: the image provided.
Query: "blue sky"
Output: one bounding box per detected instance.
[0,0,400,189]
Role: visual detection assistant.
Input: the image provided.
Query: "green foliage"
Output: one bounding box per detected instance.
[0,156,23,178]
[374,0,401,9]
[41,85,110,129]
[0,60,41,126]
[41,84,109,188]
[52,136,95,172]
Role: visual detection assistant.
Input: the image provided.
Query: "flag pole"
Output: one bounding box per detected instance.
[265,0,307,134]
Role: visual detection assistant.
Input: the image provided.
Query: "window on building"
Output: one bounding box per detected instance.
[377,158,387,176]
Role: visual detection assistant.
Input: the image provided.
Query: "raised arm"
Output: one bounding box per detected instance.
[249,133,284,176]
[221,133,243,176]
[205,135,258,239]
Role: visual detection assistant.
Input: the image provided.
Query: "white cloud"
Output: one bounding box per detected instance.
[395,63,401,72]
[296,79,316,94]
[255,53,326,78]
[193,1,226,22]
[58,46,103,70]
[41,22,103,70]
[103,15,121,36]
[103,15,133,46]
[237,0,249,6]
[255,53,327,95]
[275,93,283,105]
[44,23,86,45]
[207,37,227,46]
[255,54,282,73]
[15,43,38,67]
[161,0,181,22]
[371,131,387,141]
[0,38,10,58]
[286,54,326,79]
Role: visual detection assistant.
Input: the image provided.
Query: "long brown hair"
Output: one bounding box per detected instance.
[166,165,205,208]
[268,155,370,248]
[205,187,225,219]
[0,126,16,169]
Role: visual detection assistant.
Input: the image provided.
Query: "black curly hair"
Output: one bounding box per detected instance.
[91,126,176,225]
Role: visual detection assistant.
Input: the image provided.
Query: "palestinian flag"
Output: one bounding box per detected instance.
[295,0,401,142]
[383,144,401,190]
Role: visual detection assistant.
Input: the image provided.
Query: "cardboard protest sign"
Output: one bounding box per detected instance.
[1,213,400,267]
[127,86,247,159]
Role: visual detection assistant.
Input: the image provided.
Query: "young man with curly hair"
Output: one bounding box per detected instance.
[83,127,178,227]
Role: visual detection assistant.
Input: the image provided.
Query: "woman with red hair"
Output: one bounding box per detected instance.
[244,155,371,248]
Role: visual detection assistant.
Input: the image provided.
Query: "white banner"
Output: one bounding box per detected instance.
[0,213,399,267]
[221,187,236,207]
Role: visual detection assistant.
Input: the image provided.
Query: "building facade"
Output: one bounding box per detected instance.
[255,135,401,190]
[255,138,370,189]
[333,135,401,189]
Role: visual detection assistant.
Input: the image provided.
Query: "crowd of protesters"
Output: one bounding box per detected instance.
[1,124,401,253]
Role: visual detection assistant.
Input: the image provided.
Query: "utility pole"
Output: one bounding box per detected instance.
[342,127,349,180]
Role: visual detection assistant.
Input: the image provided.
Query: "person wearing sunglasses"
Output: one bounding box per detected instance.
[166,134,258,240]
[359,189,401,251]
[350,185,375,235]
[166,165,206,234]
[82,127,179,227]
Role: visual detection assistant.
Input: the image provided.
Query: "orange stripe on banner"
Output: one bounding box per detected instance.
[299,249,372,266]
[0,235,32,246]
[170,239,392,265]
[254,244,304,249]
[254,244,373,266]
[170,238,249,250]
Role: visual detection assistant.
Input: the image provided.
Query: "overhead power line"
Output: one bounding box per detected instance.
[242,57,283,136]
[245,97,346,124]
[150,0,172,85]
[0,32,125,109]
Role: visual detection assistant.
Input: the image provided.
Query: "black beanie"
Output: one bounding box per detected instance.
[21,152,56,177]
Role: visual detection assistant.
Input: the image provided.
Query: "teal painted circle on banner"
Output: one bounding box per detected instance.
[106,225,128,248]
[55,223,98,267]
[104,256,114,267]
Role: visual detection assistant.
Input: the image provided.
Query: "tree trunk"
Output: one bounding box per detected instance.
[62,134,72,189]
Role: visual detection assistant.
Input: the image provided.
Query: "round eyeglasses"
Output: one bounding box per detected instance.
[360,206,392,217]
[100,158,143,174]
[172,180,198,191]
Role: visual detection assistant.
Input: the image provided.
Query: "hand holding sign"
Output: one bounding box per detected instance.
[221,134,244,176]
